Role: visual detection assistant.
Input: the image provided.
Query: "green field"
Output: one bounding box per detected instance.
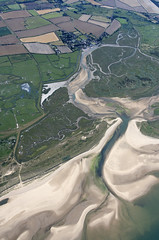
[25,16,50,29]
[28,10,39,16]
[42,11,63,19]
[65,10,81,19]
[8,3,21,10]
[0,27,11,37]
[80,4,113,18]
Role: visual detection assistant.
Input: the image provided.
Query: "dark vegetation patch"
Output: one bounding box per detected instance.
[140,120,159,138]
[151,103,159,116]
[0,27,11,37]
[16,88,89,162]
[0,198,9,206]
[15,88,107,181]
[0,136,16,159]
[85,47,159,99]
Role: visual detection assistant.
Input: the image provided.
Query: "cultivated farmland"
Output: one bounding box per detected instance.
[36,8,61,15]
[24,43,55,54]
[49,16,71,24]
[0,27,11,37]
[57,21,76,32]
[16,24,59,38]
[57,46,72,53]
[0,21,6,28]
[5,18,26,31]
[0,45,28,56]
[20,32,59,43]
[0,10,31,20]
[73,19,105,38]
[25,16,50,29]
[105,19,121,35]
[88,19,109,28]
[79,14,91,22]
[0,35,19,45]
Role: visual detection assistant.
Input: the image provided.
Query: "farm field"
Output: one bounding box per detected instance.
[20,32,59,43]
[36,8,61,15]
[105,19,121,35]
[15,24,59,38]
[88,19,109,28]
[5,18,26,31]
[25,16,50,29]
[79,14,91,22]
[49,16,71,24]
[0,27,11,37]
[42,11,63,19]
[0,45,28,56]
[0,35,19,44]
[0,10,31,20]
[57,46,72,53]
[24,43,55,54]
[90,15,111,23]
[0,21,6,28]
